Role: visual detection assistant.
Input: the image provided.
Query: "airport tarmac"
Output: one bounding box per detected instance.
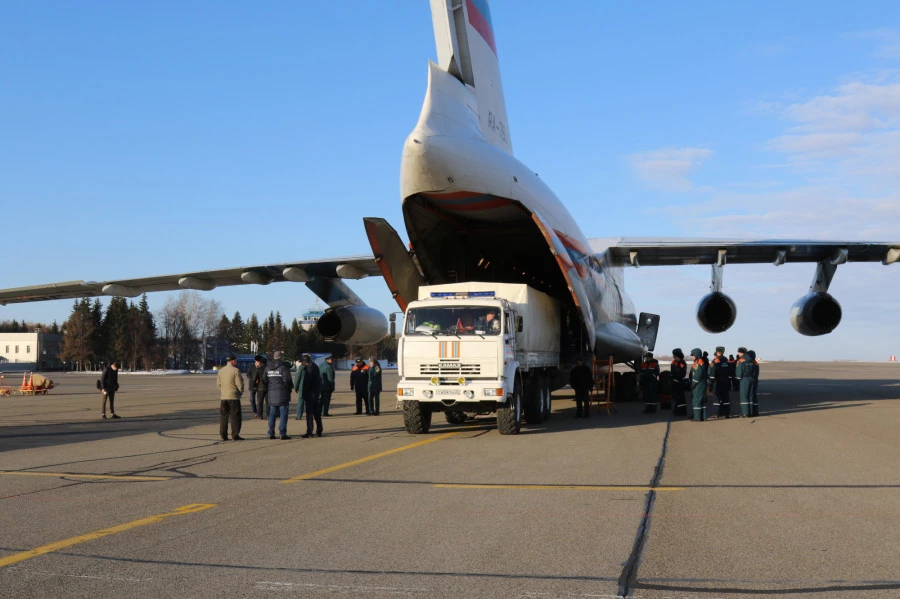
[0,363,897,598]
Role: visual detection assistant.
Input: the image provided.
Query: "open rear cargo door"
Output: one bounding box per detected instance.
[363,217,427,312]
[636,312,660,352]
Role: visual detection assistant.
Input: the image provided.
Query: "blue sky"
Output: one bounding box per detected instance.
[2,2,899,360]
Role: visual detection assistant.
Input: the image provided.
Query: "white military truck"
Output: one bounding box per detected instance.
[397,283,561,435]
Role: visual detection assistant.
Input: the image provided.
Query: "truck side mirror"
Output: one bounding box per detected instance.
[516,316,523,332]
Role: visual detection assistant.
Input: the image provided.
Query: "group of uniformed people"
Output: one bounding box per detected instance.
[640,346,760,421]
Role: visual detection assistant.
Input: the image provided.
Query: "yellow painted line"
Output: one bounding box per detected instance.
[0,471,170,482]
[281,431,461,484]
[434,484,685,491]
[0,503,216,569]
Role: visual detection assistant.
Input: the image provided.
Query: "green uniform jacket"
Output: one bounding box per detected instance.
[690,359,708,403]
[320,362,336,391]
[367,364,383,394]
[736,358,753,404]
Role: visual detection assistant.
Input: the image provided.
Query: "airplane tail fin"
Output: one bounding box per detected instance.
[430,0,512,153]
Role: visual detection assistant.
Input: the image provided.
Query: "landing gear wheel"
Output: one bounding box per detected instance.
[403,401,432,434]
[445,410,467,425]
[497,375,522,435]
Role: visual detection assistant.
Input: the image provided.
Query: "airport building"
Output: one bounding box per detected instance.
[298,308,325,331]
[0,331,63,371]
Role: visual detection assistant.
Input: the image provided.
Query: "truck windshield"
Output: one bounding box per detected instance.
[405,306,502,336]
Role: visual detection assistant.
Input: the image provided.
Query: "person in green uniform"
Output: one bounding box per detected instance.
[640,352,661,413]
[735,347,752,417]
[689,347,708,422]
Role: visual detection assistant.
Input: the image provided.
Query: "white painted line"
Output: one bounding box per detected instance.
[256,581,427,595]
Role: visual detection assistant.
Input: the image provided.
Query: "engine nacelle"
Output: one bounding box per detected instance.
[316,306,388,345]
[696,292,737,333]
[790,292,842,336]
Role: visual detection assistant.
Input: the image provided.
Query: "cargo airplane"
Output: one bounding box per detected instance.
[2,1,898,372]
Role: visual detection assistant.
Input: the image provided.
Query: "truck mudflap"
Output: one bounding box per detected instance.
[363,217,426,312]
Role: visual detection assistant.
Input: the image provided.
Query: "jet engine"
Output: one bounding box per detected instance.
[790,292,842,336]
[696,292,737,333]
[316,306,388,346]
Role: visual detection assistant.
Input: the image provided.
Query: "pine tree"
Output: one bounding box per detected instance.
[103,297,130,366]
[90,299,104,368]
[229,311,246,353]
[137,294,157,369]
[246,313,261,354]
[59,299,95,371]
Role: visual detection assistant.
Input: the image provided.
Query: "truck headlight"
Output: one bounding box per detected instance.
[464,390,475,399]
[399,388,415,397]
[457,377,466,385]
[430,377,439,385]
[423,390,434,399]
[483,388,503,397]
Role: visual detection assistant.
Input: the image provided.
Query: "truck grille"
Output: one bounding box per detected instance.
[420,363,481,376]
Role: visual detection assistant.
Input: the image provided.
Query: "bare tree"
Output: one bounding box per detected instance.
[157,292,223,369]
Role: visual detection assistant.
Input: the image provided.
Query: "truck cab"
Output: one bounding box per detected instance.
[397,283,560,435]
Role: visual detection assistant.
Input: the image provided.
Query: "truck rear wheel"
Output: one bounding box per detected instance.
[497,376,522,435]
[541,377,552,420]
[445,410,467,425]
[524,376,543,424]
[404,401,432,434]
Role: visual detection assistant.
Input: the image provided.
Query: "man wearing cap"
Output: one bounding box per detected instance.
[735,347,752,417]
[350,358,370,415]
[689,348,708,421]
[711,346,732,418]
[670,349,687,416]
[319,355,336,416]
[294,353,323,437]
[265,350,294,440]
[248,354,267,419]
[640,351,661,414]
[216,354,244,441]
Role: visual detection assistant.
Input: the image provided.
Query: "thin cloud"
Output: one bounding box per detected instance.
[628,147,712,191]
[847,29,900,59]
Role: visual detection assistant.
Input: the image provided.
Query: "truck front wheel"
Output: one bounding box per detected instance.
[497,376,522,435]
[404,401,432,434]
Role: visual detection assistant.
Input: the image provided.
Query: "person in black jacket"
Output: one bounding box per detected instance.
[248,355,267,419]
[570,357,594,418]
[711,346,732,418]
[265,351,294,440]
[670,349,688,416]
[350,358,370,415]
[100,361,121,419]
[294,354,322,438]
[367,358,383,415]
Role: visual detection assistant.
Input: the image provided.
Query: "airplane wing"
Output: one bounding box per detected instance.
[0,256,380,306]
[591,237,899,337]
[590,238,900,267]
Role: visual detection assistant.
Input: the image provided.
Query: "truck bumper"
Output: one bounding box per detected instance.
[397,380,507,410]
